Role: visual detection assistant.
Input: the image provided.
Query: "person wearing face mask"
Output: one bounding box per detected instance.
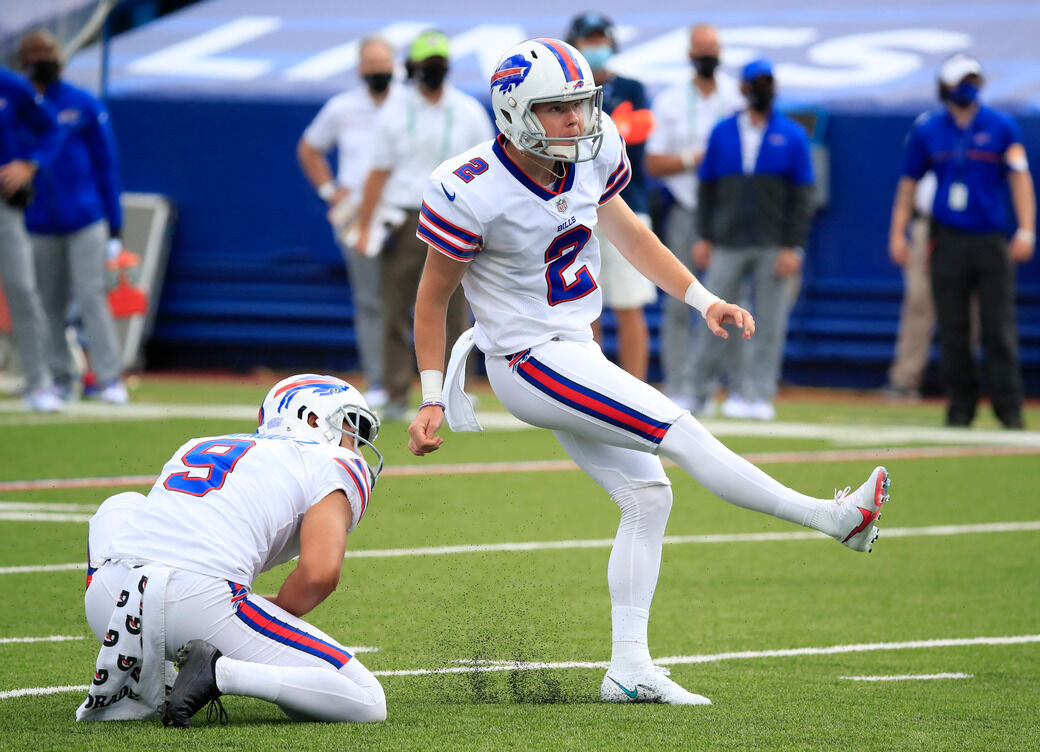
[645,24,743,408]
[565,12,657,382]
[17,29,129,406]
[688,59,814,421]
[889,54,1035,429]
[298,36,399,409]
[0,42,63,412]
[355,30,492,420]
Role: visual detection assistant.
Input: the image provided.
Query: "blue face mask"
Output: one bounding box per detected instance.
[948,81,979,107]
[581,45,613,72]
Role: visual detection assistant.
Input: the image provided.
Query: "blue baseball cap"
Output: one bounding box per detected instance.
[742,58,774,82]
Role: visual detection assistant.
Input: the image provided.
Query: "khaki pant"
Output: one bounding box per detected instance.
[887,217,935,390]
[381,210,469,407]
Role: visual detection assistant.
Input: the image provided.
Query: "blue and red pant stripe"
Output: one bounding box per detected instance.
[227,582,352,668]
[515,357,671,444]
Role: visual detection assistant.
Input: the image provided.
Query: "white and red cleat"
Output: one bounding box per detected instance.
[830,466,889,553]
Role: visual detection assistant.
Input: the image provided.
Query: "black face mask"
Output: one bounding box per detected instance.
[416,63,448,90]
[746,80,774,112]
[691,55,719,78]
[25,59,60,87]
[363,72,392,94]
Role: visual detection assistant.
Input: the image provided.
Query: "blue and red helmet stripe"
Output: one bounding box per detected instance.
[535,38,582,82]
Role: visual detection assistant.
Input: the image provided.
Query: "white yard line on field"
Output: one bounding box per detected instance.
[2,521,1037,574]
[839,673,974,681]
[2,443,1038,494]
[0,635,85,645]
[1,634,1033,699]
[3,397,1040,447]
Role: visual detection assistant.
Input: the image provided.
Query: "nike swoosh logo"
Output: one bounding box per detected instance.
[441,183,456,201]
[842,506,878,543]
[608,677,638,699]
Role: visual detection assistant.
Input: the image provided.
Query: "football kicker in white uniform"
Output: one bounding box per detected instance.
[82,375,387,726]
[408,38,891,706]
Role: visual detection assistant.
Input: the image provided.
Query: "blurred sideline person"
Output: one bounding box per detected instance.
[81,375,386,726]
[890,54,1035,428]
[356,30,492,419]
[689,59,814,421]
[646,24,742,406]
[883,173,980,400]
[298,36,396,408]
[408,38,889,706]
[567,12,656,380]
[20,30,128,406]
[0,61,63,411]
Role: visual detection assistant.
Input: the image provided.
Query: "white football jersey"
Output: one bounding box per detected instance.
[417,116,631,356]
[101,433,372,584]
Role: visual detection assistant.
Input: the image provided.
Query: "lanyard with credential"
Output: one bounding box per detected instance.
[407,96,454,164]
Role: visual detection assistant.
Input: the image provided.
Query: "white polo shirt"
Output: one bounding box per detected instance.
[646,72,743,209]
[370,84,494,210]
[303,84,398,195]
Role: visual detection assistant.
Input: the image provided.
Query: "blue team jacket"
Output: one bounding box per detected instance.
[23,79,122,235]
[0,69,60,169]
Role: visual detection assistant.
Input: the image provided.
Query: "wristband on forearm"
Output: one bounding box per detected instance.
[1014,228,1036,244]
[419,369,444,404]
[684,279,723,318]
[317,181,337,202]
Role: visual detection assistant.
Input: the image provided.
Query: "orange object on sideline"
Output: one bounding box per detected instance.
[609,101,656,145]
[105,249,149,318]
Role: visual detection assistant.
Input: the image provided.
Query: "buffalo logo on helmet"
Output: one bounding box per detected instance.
[103,629,119,647]
[276,381,351,413]
[125,614,142,635]
[117,654,138,672]
[491,54,532,93]
[93,669,109,686]
[116,590,129,608]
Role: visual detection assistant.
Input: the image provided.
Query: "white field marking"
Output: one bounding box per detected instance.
[372,634,1040,677]
[0,635,1032,699]
[0,502,101,512]
[348,646,379,653]
[0,684,89,700]
[3,521,1037,574]
[2,396,1039,447]
[0,402,529,430]
[840,673,973,682]
[0,635,85,645]
[2,443,1038,494]
[0,512,93,522]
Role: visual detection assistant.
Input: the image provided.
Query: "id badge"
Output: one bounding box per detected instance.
[948,182,969,212]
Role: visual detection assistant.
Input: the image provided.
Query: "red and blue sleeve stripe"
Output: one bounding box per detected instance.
[227,582,352,668]
[417,202,481,261]
[516,357,671,444]
[535,38,582,82]
[334,457,371,520]
[599,151,631,205]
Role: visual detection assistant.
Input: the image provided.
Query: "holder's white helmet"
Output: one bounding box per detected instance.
[258,374,383,484]
[490,37,603,163]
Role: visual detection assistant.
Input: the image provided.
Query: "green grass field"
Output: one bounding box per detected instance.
[1,378,1038,751]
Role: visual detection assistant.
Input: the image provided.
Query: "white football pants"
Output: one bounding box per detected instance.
[86,562,385,722]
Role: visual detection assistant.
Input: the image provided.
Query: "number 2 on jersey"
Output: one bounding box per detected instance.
[544,225,596,306]
[163,438,255,497]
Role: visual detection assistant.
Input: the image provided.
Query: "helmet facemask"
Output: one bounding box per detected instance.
[513,86,604,163]
[324,403,384,487]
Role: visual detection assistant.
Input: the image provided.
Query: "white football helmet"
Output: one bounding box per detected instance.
[258,374,383,484]
[490,37,603,163]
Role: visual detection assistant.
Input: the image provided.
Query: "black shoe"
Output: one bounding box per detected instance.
[162,640,226,728]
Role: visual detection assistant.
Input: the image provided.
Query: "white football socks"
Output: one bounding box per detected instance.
[659,414,832,534]
[214,656,386,722]
[608,484,672,674]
